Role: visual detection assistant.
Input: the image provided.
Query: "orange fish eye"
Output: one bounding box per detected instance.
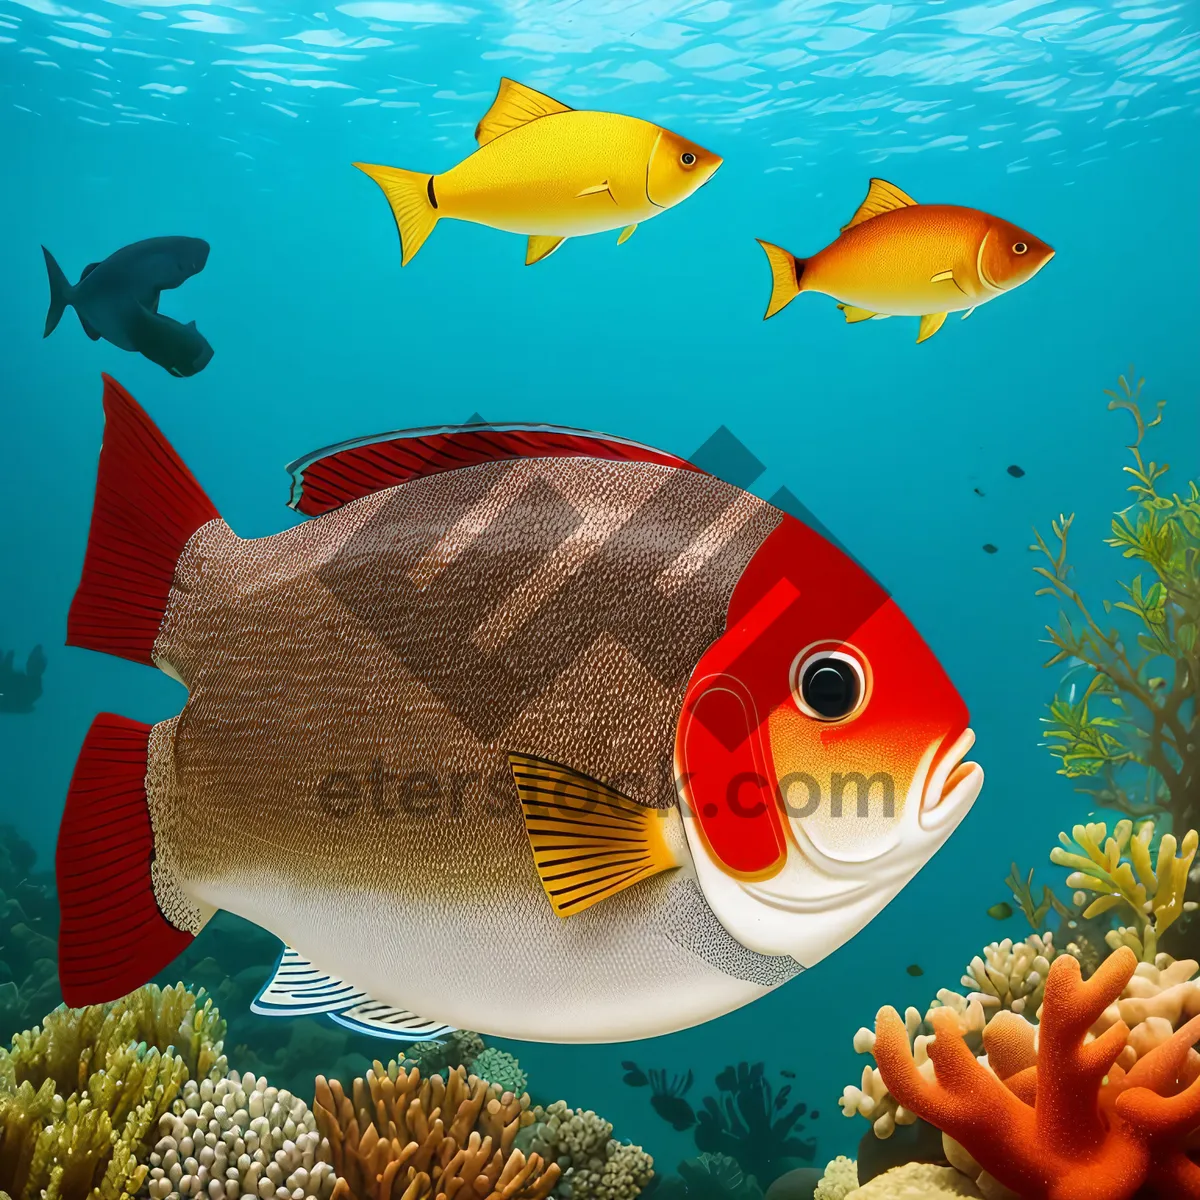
[790,645,869,722]
[681,152,697,167]
[1013,242,1028,254]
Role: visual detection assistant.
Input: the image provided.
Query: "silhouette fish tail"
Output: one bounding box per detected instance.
[41,245,72,338]
[353,163,440,266]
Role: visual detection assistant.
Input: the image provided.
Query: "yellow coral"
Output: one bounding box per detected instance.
[0,984,226,1200]
[1050,819,1198,961]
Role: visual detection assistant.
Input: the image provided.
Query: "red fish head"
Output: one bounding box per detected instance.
[675,515,983,964]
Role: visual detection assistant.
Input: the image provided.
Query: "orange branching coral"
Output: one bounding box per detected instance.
[314,1061,560,1200]
[872,946,1200,1200]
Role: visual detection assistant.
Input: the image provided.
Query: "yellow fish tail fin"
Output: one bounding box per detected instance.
[756,239,805,320]
[353,162,439,267]
[476,78,573,147]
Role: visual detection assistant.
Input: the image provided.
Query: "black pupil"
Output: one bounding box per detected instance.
[1015,242,1026,252]
[802,659,859,719]
[682,153,695,164]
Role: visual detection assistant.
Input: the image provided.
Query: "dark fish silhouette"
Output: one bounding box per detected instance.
[649,1068,696,1131]
[621,1061,649,1088]
[0,646,46,714]
[906,963,924,977]
[41,237,213,377]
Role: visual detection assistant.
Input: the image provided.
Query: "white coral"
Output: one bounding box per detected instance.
[1090,953,1200,1067]
[840,996,984,1138]
[840,935,1055,1140]
[145,1070,338,1200]
[814,1156,858,1200]
[846,1162,982,1198]
[960,934,1057,1017]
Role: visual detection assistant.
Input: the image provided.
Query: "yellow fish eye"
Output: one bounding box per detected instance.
[681,152,697,166]
[1013,241,1028,254]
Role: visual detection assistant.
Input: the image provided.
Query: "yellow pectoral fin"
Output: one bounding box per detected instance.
[526,235,567,265]
[577,181,617,201]
[617,224,637,244]
[509,753,679,919]
[917,312,948,343]
[840,178,918,232]
[837,303,879,324]
[930,270,954,283]
[475,78,572,146]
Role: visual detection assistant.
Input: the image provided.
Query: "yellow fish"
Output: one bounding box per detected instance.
[757,178,1054,343]
[355,78,723,267]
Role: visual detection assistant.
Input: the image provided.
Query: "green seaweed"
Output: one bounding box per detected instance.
[1030,368,1198,830]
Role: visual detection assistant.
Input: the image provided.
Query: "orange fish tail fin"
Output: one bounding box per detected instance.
[756,239,806,320]
[354,162,439,266]
[58,713,197,1005]
[68,375,220,669]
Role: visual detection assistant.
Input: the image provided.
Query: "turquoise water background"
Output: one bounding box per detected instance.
[1,0,1199,1171]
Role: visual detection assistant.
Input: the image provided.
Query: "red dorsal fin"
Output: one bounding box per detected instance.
[286,423,703,517]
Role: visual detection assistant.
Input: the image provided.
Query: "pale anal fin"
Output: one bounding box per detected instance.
[917,312,948,343]
[837,303,879,324]
[510,753,679,918]
[526,235,567,265]
[617,224,637,244]
[251,945,454,1041]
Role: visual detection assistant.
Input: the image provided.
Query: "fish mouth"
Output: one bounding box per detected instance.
[920,727,983,831]
[1028,247,1055,276]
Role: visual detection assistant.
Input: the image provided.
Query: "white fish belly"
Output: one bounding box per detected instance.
[193,866,776,1043]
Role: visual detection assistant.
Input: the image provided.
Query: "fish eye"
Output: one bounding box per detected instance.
[791,647,867,722]
[1013,242,1028,254]
[681,152,697,166]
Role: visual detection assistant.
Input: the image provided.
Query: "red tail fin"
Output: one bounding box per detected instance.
[67,374,219,667]
[57,714,193,1005]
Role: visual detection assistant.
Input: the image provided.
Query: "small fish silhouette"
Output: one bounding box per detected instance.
[988,902,1015,920]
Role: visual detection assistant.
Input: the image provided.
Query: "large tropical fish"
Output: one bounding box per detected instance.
[355,78,722,267]
[58,376,983,1044]
[757,178,1053,343]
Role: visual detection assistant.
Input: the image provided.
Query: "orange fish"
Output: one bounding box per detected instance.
[757,178,1054,343]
